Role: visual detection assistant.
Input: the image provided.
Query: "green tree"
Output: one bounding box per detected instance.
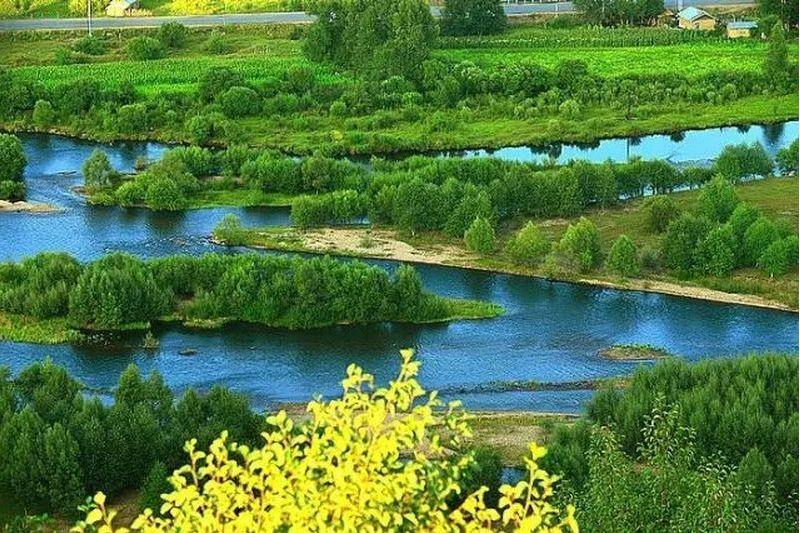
[145,177,187,211]
[662,213,712,275]
[743,216,781,265]
[464,216,496,254]
[714,143,774,182]
[758,0,797,31]
[776,139,798,175]
[504,222,551,265]
[126,37,165,61]
[0,133,26,182]
[157,22,188,48]
[441,0,507,36]
[757,235,798,277]
[605,235,639,277]
[140,461,171,513]
[643,195,679,233]
[41,422,85,515]
[557,217,602,273]
[696,175,740,223]
[695,225,736,276]
[32,99,55,125]
[763,22,791,89]
[82,149,119,190]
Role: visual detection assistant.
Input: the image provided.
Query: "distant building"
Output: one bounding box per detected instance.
[106,0,139,17]
[677,7,716,30]
[726,20,758,38]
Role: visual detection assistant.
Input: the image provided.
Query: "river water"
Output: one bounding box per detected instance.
[0,123,797,413]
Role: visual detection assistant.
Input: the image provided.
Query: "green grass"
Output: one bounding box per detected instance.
[0,311,84,344]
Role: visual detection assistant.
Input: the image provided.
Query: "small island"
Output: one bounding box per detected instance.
[599,344,674,361]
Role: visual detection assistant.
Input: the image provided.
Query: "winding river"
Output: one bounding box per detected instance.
[1,122,797,413]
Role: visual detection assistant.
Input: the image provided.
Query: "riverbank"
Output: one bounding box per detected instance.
[0,199,60,213]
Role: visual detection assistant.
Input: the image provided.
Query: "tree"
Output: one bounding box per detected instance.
[557,217,602,273]
[0,133,26,182]
[157,22,188,49]
[643,195,679,233]
[32,99,55,125]
[76,352,578,532]
[441,0,507,36]
[464,216,496,254]
[696,175,740,223]
[304,0,437,82]
[139,461,171,513]
[758,0,798,29]
[82,149,119,190]
[41,423,85,515]
[776,139,798,175]
[126,37,165,61]
[763,22,791,90]
[662,213,712,275]
[605,235,639,277]
[695,225,736,276]
[573,0,663,26]
[67,0,106,17]
[714,142,774,182]
[504,222,550,265]
[757,235,798,277]
[743,216,780,265]
[145,177,187,211]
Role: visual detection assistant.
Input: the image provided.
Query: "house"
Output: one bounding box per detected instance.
[106,0,139,17]
[677,7,716,30]
[726,20,758,38]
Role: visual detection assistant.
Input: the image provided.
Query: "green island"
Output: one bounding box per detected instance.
[598,343,673,361]
[0,252,502,344]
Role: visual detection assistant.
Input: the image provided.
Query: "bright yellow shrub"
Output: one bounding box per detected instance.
[74,350,578,532]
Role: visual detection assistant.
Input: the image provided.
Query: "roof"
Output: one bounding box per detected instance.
[727,21,757,29]
[677,7,713,21]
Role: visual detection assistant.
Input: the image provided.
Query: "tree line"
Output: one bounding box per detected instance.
[0,252,481,331]
[543,355,798,531]
[0,133,26,201]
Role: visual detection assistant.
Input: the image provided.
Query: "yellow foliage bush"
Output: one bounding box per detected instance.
[74,350,577,532]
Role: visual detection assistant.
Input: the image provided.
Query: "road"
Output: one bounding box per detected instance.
[0,1,753,32]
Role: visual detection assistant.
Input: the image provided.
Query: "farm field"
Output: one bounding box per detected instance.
[0,0,302,19]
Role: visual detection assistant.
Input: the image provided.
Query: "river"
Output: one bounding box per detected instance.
[0,123,797,413]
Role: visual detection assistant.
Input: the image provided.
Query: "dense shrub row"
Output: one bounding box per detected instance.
[545,355,798,530]
[0,360,264,516]
[0,252,469,330]
[0,133,26,200]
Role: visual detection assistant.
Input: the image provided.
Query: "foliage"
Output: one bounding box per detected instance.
[743,216,781,265]
[126,37,166,61]
[32,99,55,125]
[0,134,26,183]
[661,213,712,276]
[776,139,798,175]
[605,235,639,277]
[696,175,740,222]
[764,22,792,90]
[66,0,105,16]
[714,142,774,182]
[441,0,507,37]
[758,0,798,26]
[573,0,664,26]
[73,35,107,56]
[556,217,602,273]
[304,0,438,81]
[76,351,577,532]
[504,221,551,265]
[464,216,496,253]
[81,149,119,190]
[694,225,736,276]
[757,234,798,277]
[157,22,188,49]
[643,195,679,233]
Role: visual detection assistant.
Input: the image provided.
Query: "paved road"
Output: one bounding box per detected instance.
[0,0,753,32]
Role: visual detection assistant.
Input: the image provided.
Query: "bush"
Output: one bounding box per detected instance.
[504,221,550,265]
[776,139,798,175]
[219,86,261,117]
[205,30,227,54]
[714,142,774,182]
[198,67,243,103]
[32,99,56,125]
[643,195,679,233]
[126,37,166,61]
[464,216,496,253]
[695,225,736,276]
[157,22,188,49]
[0,134,26,182]
[696,175,740,223]
[743,216,780,266]
[185,114,215,144]
[73,35,107,56]
[139,461,170,513]
[145,177,187,211]
[441,0,507,36]
[557,217,602,273]
[662,213,712,275]
[605,235,639,277]
[757,235,798,277]
[0,180,25,200]
[115,180,147,206]
[76,352,577,531]
[82,149,119,190]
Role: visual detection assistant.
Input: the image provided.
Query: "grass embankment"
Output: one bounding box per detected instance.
[86,184,296,209]
[217,178,799,310]
[1,25,796,154]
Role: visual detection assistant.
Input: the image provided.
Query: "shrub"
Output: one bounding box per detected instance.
[0,134,26,182]
[776,139,798,175]
[643,195,679,233]
[0,180,25,200]
[504,221,550,265]
[662,213,712,275]
[212,214,244,243]
[743,216,781,266]
[73,35,107,56]
[219,86,261,117]
[157,22,188,48]
[126,37,166,61]
[184,114,215,144]
[558,99,580,119]
[145,177,187,211]
[139,461,171,513]
[557,217,602,273]
[198,67,243,103]
[714,142,774,182]
[695,225,736,276]
[82,149,119,190]
[32,99,55,125]
[696,175,740,223]
[605,235,639,277]
[441,0,507,36]
[464,216,496,253]
[205,30,227,54]
[757,235,798,277]
[115,180,147,206]
[76,351,578,531]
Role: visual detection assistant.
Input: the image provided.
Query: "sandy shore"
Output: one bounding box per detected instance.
[0,200,60,213]
[234,227,796,313]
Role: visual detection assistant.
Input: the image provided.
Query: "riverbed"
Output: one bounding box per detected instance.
[1,124,797,414]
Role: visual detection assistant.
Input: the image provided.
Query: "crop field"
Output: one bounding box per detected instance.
[0,0,304,19]
[437,41,800,76]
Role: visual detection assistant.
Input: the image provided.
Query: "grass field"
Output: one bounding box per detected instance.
[0,0,303,19]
